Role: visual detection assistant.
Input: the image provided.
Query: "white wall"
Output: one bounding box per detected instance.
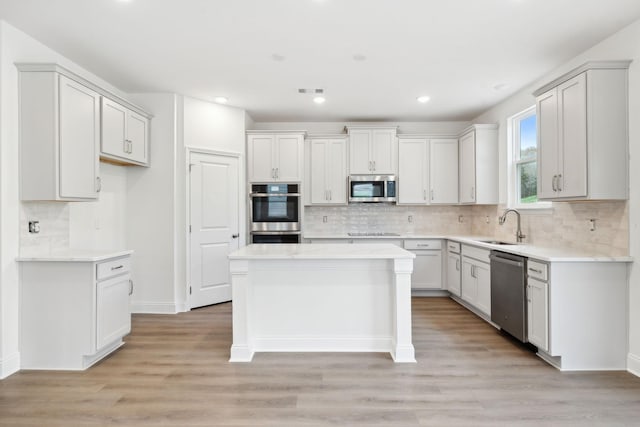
[472,19,640,376]
[0,21,133,378]
[127,93,179,313]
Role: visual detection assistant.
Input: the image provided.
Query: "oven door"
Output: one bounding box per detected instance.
[250,193,300,232]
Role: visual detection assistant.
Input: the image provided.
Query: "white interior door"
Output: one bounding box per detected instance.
[189,152,240,309]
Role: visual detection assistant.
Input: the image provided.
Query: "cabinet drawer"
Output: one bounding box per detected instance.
[446,241,461,253]
[404,239,441,250]
[527,260,548,281]
[461,244,490,263]
[97,256,131,281]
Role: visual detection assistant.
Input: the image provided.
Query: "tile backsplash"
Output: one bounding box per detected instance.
[20,202,70,256]
[304,201,629,256]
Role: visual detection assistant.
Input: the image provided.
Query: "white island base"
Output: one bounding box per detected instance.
[228,244,416,363]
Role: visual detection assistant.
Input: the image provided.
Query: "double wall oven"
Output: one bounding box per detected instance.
[249,183,301,244]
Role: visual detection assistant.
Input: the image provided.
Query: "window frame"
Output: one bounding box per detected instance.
[507,105,552,210]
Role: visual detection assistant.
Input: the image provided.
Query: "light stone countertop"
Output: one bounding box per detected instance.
[303,233,632,263]
[229,243,415,260]
[16,249,134,262]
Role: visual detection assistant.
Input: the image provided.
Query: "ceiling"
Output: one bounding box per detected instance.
[1,0,640,122]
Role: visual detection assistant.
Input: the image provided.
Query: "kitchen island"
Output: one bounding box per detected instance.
[228,243,416,363]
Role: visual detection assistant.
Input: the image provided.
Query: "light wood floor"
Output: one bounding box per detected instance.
[2,297,640,426]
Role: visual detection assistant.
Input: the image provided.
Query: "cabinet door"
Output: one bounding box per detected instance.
[58,75,100,199]
[475,262,491,316]
[127,110,149,164]
[461,259,477,304]
[458,131,476,203]
[310,139,329,204]
[327,139,348,204]
[101,97,128,158]
[537,89,560,199]
[349,130,372,174]
[398,139,428,204]
[371,129,396,174]
[447,253,461,296]
[96,274,131,351]
[411,251,442,289]
[276,134,303,182]
[248,135,276,182]
[527,277,549,351]
[557,73,588,198]
[430,139,459,204]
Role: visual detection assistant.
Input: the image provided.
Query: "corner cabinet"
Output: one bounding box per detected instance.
[534,61,630,201]
[347,127,397,174]
[307,136,348,205]
[247,131,305,182]
[19,68,101,201]
[18,252,133,370]
[101,97,150,166]
[458,125,498,205]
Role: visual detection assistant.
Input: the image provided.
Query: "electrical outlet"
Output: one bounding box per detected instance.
[458,215,464,223]
[28,221,40,234]
[589,219,597,231]
[408,215,413,223]
[322,216,328,223]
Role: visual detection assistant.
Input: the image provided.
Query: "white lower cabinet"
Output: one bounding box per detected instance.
[446,253,461,296]
[460,245,491,316]
[19,253,132,370]
[404,239,442,290]
[527,276,549,352]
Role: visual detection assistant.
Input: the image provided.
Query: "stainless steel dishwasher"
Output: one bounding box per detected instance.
[490,251,528,342]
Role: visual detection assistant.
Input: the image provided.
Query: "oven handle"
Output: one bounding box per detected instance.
[249,193,301,197]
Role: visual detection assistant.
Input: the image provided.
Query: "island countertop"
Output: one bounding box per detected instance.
[228,243,415,260]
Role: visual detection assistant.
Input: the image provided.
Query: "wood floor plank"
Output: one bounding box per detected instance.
[1,297,640,426]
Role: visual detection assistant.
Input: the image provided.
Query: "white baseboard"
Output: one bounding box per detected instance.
[130,302,178,314]
[0,352,20,379]
[628,352,640,377]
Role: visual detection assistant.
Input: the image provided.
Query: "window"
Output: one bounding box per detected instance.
[509,106,550,209]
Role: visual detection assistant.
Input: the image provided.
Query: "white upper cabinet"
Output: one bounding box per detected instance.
[101,97,150,166]
[247,132,305,182]
[308,137,348,205]
[429,138,459,204]
[398,138,429,205]
[458,125,498,204]
[534,61,630,201]
[347,127,397,174]
[19,69,100,201]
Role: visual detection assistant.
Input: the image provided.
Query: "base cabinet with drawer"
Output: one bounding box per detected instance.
[446,241,462,296]
[404,239,443,289]
[460,244,491,316]
[18,252,133,370]
[524,258,629,370]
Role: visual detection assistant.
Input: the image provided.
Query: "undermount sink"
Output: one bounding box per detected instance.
[477,240,517,245]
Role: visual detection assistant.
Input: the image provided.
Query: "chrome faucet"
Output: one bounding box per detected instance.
[499,209,526,243]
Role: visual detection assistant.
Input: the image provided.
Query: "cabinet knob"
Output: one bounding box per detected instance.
[232,234,239,239]
[96,177,102,193]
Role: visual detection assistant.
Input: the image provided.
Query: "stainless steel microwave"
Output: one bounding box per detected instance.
[348,175,397,203]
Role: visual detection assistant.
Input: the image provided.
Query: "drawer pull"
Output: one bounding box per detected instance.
[529,268,543,274]
[111,265,124,271]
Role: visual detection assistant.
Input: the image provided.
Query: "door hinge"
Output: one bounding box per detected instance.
[189,163,195,172]
[189,285,192,295]
[189,225,192,233]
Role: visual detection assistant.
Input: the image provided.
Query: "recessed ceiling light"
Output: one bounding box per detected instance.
[313,96,326,104]
[353,54,367,62]
[214,96,228,104]
[493,83,510,91]
[271,53,285,62]
[417,96,431,103]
